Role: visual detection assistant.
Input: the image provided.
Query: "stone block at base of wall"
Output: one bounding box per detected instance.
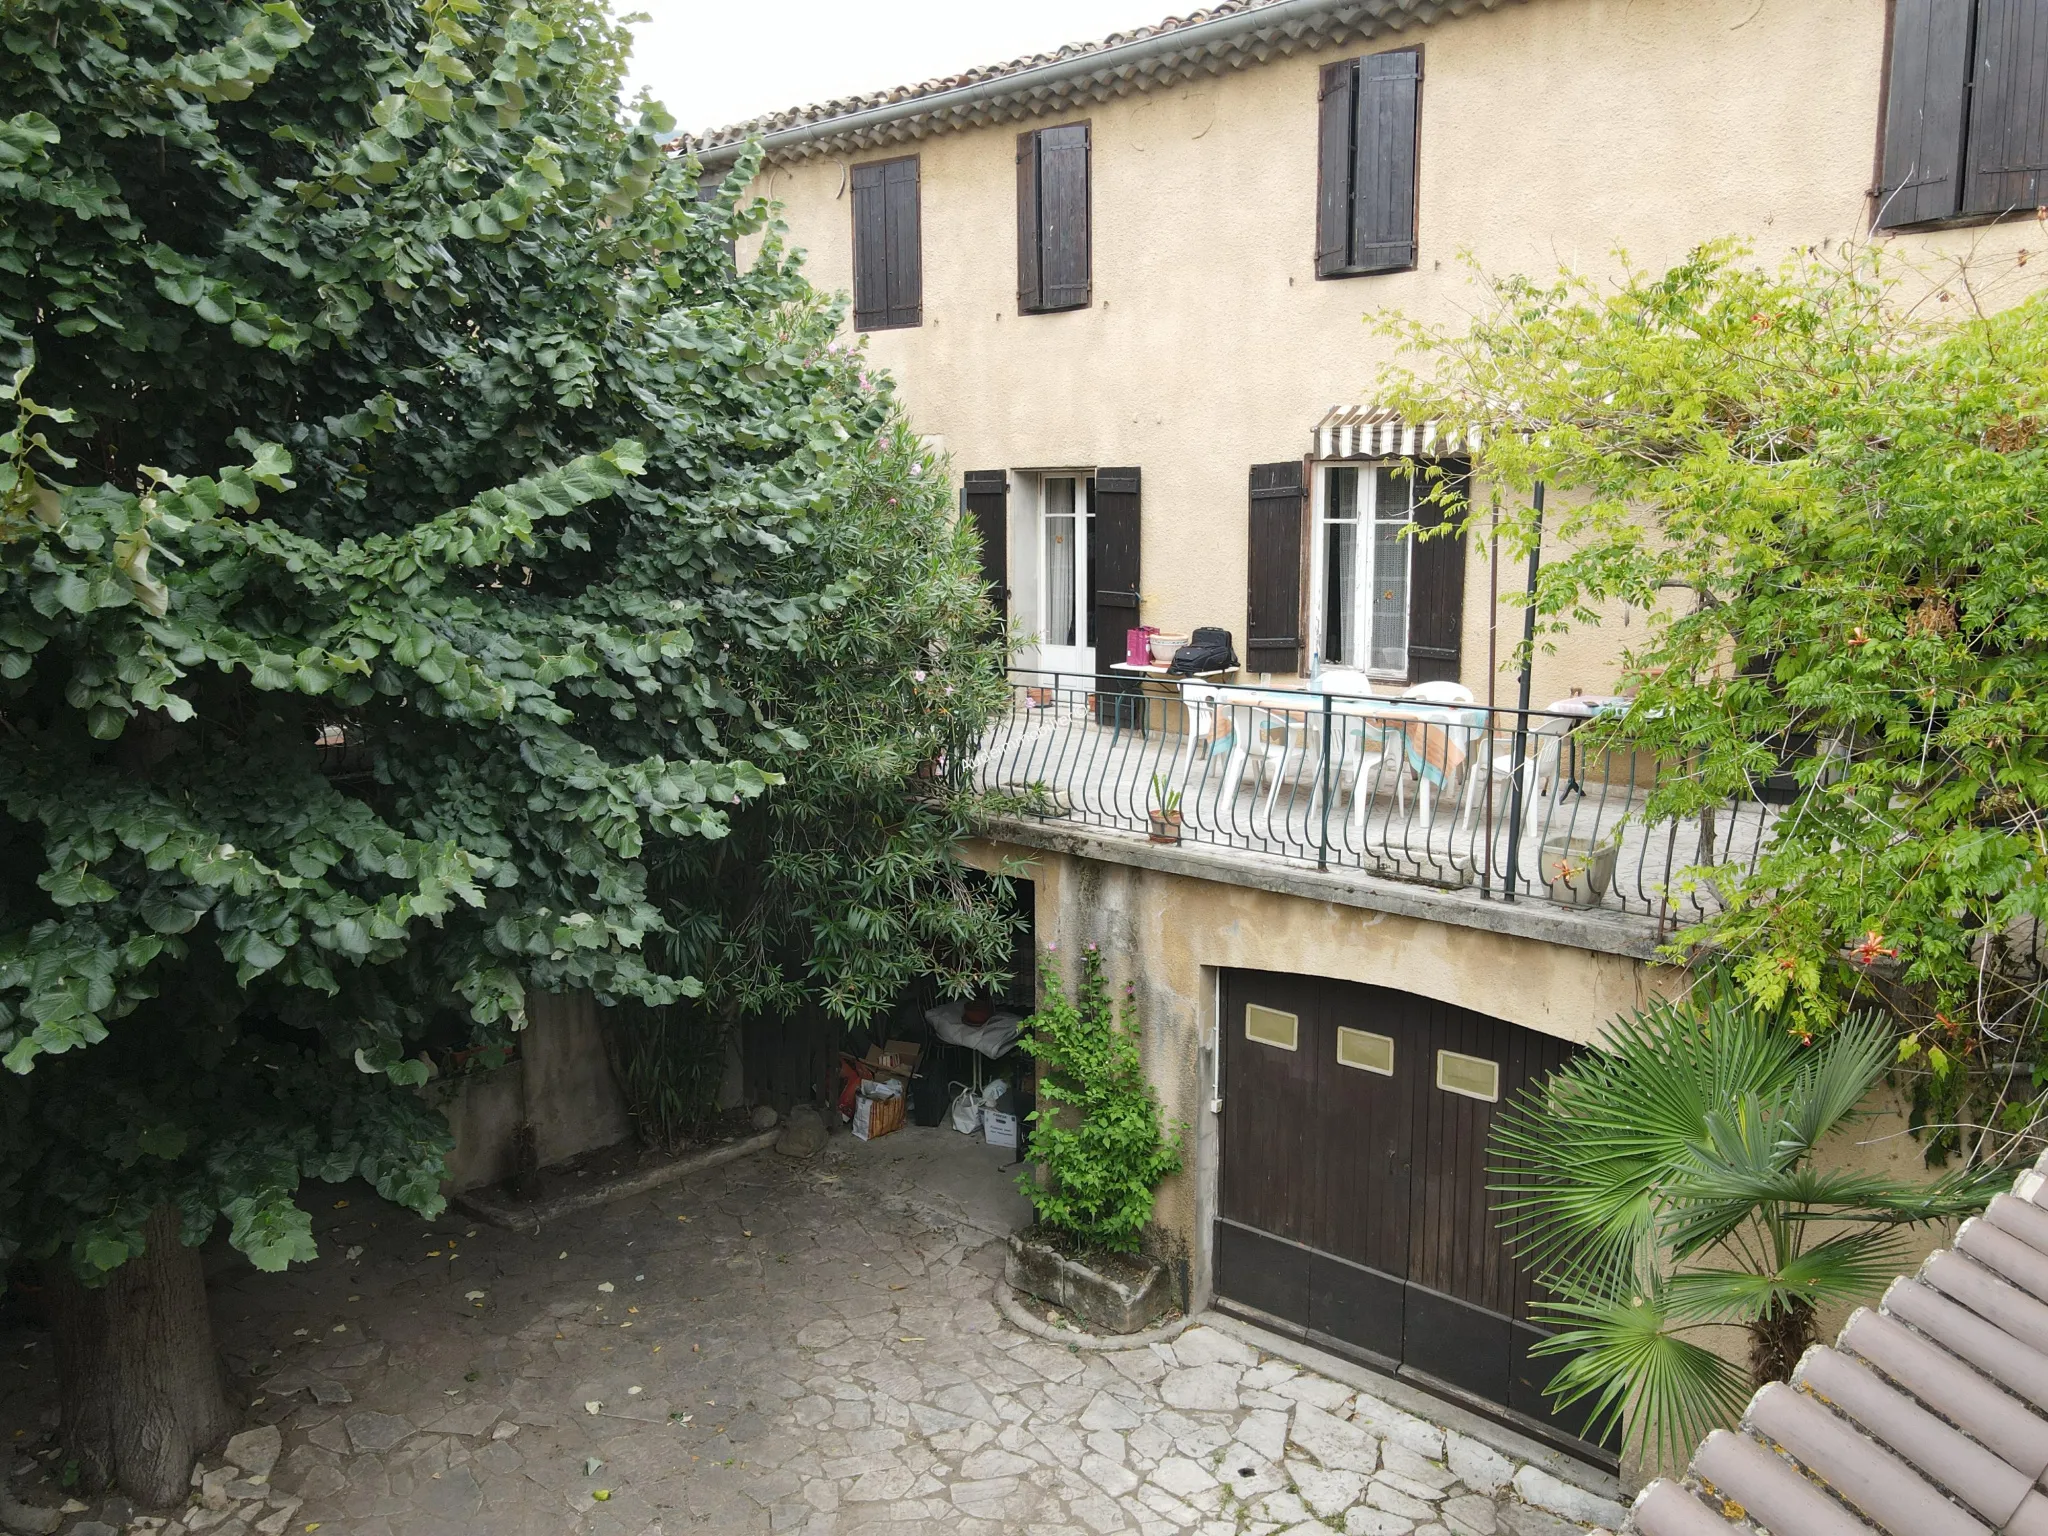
[1006,1229,1173,1334]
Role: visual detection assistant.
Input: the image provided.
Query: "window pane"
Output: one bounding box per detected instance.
[1370,517,1408,672]
[1371,465,1411,674]
[1329,466,1360,521]
[1325,519,1357,665]
[1323,468,1359,667]
[1083,476,1097,648]
[1374,464,1413,522]
[1045,477,1076,647]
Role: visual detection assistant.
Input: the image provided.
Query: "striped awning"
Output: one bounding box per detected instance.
[1313,404,1479,460]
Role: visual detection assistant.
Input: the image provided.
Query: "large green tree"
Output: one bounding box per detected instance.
[0,0,1008,1501]
[1382,243,2048,1167]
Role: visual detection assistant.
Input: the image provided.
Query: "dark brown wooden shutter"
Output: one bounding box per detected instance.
[1041,124,1091,310]
[1963,0,2048,215]
[1092,468,1141,680]
[1246,462,1306,674]
[1016,131,1041,311]
[1406,458,1468,685]
[1351,48,1420,274]
[963,471,1009,627]
[1878,0,1974,226]
[852,157,920,330]
[1315,60,1356,277]
[851,162,888,330]
[1017,125,1090,312]
[882,156,921,326]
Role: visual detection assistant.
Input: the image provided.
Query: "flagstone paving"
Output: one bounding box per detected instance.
[4,1124,1625,1536]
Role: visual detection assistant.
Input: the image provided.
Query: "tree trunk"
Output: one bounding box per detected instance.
[1747,1295,1817,1388]
[43,1206,236,1507]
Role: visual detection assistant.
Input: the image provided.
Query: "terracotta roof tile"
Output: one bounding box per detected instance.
[693,1,1276,147]
[1627,1162,2048,1536]
[682,0,1521,163]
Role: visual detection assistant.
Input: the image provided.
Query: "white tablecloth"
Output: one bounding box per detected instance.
[924,1001,1024,1059]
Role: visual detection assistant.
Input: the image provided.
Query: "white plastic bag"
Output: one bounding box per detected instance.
[980,1078,1008,1108]
[950,1084,982,1135]
[859,1077,904,1101]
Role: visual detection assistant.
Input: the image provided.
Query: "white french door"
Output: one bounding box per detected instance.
[1315,463,1413,686]
[1021,473,1096,678]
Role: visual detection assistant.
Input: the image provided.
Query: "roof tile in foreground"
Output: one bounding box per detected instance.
[1626,1147,2048,1536]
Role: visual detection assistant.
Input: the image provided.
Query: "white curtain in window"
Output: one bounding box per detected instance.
[1044,477,1077,647]
[1323,468,1360,666]
[1370,465,1412,674]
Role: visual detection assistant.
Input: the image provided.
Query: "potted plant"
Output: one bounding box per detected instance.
[1539,832,1619,905]
[1009,946,1184,1333]
[1147,773,1183,843]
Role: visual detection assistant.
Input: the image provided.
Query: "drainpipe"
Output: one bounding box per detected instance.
[1500,482,1544,902]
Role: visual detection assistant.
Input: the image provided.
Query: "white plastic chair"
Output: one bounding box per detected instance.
[1401,680,1476,705]
[1378,682,1477,816]
[1175,684,1266,821]
[1463,717,1570,831]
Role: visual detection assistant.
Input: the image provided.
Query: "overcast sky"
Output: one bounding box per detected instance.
[618,0,1182,138]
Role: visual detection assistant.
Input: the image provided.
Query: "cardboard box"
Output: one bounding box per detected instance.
[982,1109,1018,1151]
[852,1093,905,1142]
[843,1039,922,1083]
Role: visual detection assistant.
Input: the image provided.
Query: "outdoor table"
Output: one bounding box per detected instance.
[924,1001,1025,1092]
[1108,662,1236,737]
[1545,694,1632,797]
[1170,684,1481,832]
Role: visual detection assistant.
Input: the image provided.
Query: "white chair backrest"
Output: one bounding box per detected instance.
[1402,680,1476,705]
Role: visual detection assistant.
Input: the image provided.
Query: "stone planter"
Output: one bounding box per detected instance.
[1539,834,1619,907]
[1005,1228,1173,1335]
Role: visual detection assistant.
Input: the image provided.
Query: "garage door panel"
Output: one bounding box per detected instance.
[1307,1249,1404,1367]
[1316,981,1419,1274]
[1404,1283,1513,1405]
[1511,1322,1622,1452]
[1216,1219,1311,1324]
[1217,969,1583,1435]
[1219,971,1323,1243]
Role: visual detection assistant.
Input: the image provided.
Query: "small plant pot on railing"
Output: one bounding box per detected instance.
[1540,835,1619,907]
[1147,772,1183,844]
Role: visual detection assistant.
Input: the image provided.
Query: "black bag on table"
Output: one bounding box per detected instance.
[1168,627,1238,676]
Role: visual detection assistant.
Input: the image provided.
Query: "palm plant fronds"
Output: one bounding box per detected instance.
[1526,1269,1754,1474]
[1492,992,2007,1463]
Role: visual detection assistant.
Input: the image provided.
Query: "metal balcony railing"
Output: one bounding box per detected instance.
[971,670,1777,927]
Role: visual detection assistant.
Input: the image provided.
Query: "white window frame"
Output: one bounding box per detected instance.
[1308,460,1415,688]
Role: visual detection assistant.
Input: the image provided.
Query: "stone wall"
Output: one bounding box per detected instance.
[439,989,634,1193]
[963,830,1669,1309]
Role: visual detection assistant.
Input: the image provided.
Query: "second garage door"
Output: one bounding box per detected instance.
[1213,968,1613,1454]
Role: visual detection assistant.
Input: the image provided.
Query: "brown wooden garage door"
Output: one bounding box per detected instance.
[1213,969,1613,1454]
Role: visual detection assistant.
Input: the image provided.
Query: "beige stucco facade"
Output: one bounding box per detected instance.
[739,0,2042,705]
[963,829,1671,1313]
[718,0,2027,1463]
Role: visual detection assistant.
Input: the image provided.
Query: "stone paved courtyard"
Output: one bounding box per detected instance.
[4,1124,1626,1536]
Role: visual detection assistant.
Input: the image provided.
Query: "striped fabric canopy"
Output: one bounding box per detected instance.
[1313,403,1480,460]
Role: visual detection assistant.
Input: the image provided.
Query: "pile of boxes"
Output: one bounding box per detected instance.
[837,1036,1029,1154]
[839,1038,920,1141]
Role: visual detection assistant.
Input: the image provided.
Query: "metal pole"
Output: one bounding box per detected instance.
[1317,688,1333,872]
[1501,482,1545,903]
[1482,498,1499,896]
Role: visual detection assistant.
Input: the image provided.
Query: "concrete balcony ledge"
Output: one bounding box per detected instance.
[976,813,1670,961]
